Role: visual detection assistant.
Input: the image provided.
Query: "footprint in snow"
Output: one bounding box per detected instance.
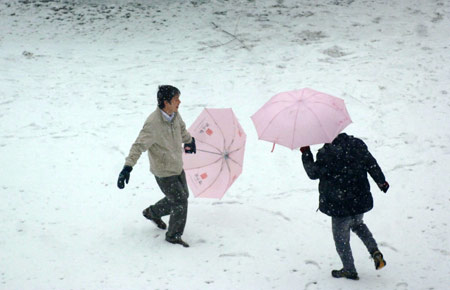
[395,282,408,290]
[219,252,252,258]
[305,260,321,269]
[304,281,318,290]
[378,242,398,252]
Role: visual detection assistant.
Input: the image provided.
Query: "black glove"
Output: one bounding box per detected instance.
[117,165,133,189]
[300,146,311,154]
[184,137,196,154]
[378,181,389,193]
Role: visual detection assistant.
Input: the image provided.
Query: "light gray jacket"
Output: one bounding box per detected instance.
[125,108,192,177]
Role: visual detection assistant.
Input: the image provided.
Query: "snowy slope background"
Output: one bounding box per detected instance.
[1,0,449,289]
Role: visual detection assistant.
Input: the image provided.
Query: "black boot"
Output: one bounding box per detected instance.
[371,250,386,270]
[331,269,359,280]
[165,235,189,248]
[142,208,167,230]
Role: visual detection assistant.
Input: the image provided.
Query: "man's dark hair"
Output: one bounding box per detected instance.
[157,85,180,109]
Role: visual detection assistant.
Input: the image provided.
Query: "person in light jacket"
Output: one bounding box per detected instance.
[300,133,390,280]
[117,85,196,247]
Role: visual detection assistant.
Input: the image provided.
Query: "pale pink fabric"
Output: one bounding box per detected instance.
[183,108,246,199]
[251,88,352,150]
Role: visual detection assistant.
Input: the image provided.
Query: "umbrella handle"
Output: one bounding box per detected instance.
[271,142,276,153]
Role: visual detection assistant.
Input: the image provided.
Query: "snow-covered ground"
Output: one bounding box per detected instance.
[1,0,449,289]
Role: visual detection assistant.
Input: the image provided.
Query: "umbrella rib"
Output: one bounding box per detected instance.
[223,158,233,189]
[287,90,301,101]
[308,101,346,115]
[291,102,302,149]
[228,147,243,154]
[185,156,223,170]
[304,90,344,109]
[226,114,237,152]
[256,92,301,142]
[261,100,295,105]
[197,158,228,198]
[303,102,333,141]
[196,139,222,155]
[197,149,222,155]
[303,89,333,102]
[259,104,296,141]
[302,89,319,101]
[306,99,341,107]
[227,155,242,167]
[205,109,228,152]
[300,91,346,144]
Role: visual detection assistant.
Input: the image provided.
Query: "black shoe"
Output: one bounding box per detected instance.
[331,269,359,280]
[371,250,386,270]
[165,236,189,248]
[142,208,167,230]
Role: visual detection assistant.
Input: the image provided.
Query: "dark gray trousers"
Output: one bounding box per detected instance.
[331,214,378,272]
[148,171,189,239]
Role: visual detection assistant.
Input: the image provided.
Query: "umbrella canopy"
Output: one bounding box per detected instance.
[251,88,352,150]
[183,108,246,199]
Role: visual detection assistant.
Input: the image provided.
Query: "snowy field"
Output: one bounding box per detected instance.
[1,0,449,289]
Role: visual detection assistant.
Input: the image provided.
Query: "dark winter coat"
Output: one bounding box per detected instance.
[302,133,386,217]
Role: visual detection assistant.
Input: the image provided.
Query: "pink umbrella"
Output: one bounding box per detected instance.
[251,88,352,151]
[183,108,246,199]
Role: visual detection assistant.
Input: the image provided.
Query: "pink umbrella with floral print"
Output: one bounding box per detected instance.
[251,88,352,151]
[183,108,246,199]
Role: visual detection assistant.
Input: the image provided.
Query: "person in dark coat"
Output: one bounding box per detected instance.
[300,133,390,280]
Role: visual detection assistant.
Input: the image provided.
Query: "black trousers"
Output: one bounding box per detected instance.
[148,171,189,238]
[332,214,378,272]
